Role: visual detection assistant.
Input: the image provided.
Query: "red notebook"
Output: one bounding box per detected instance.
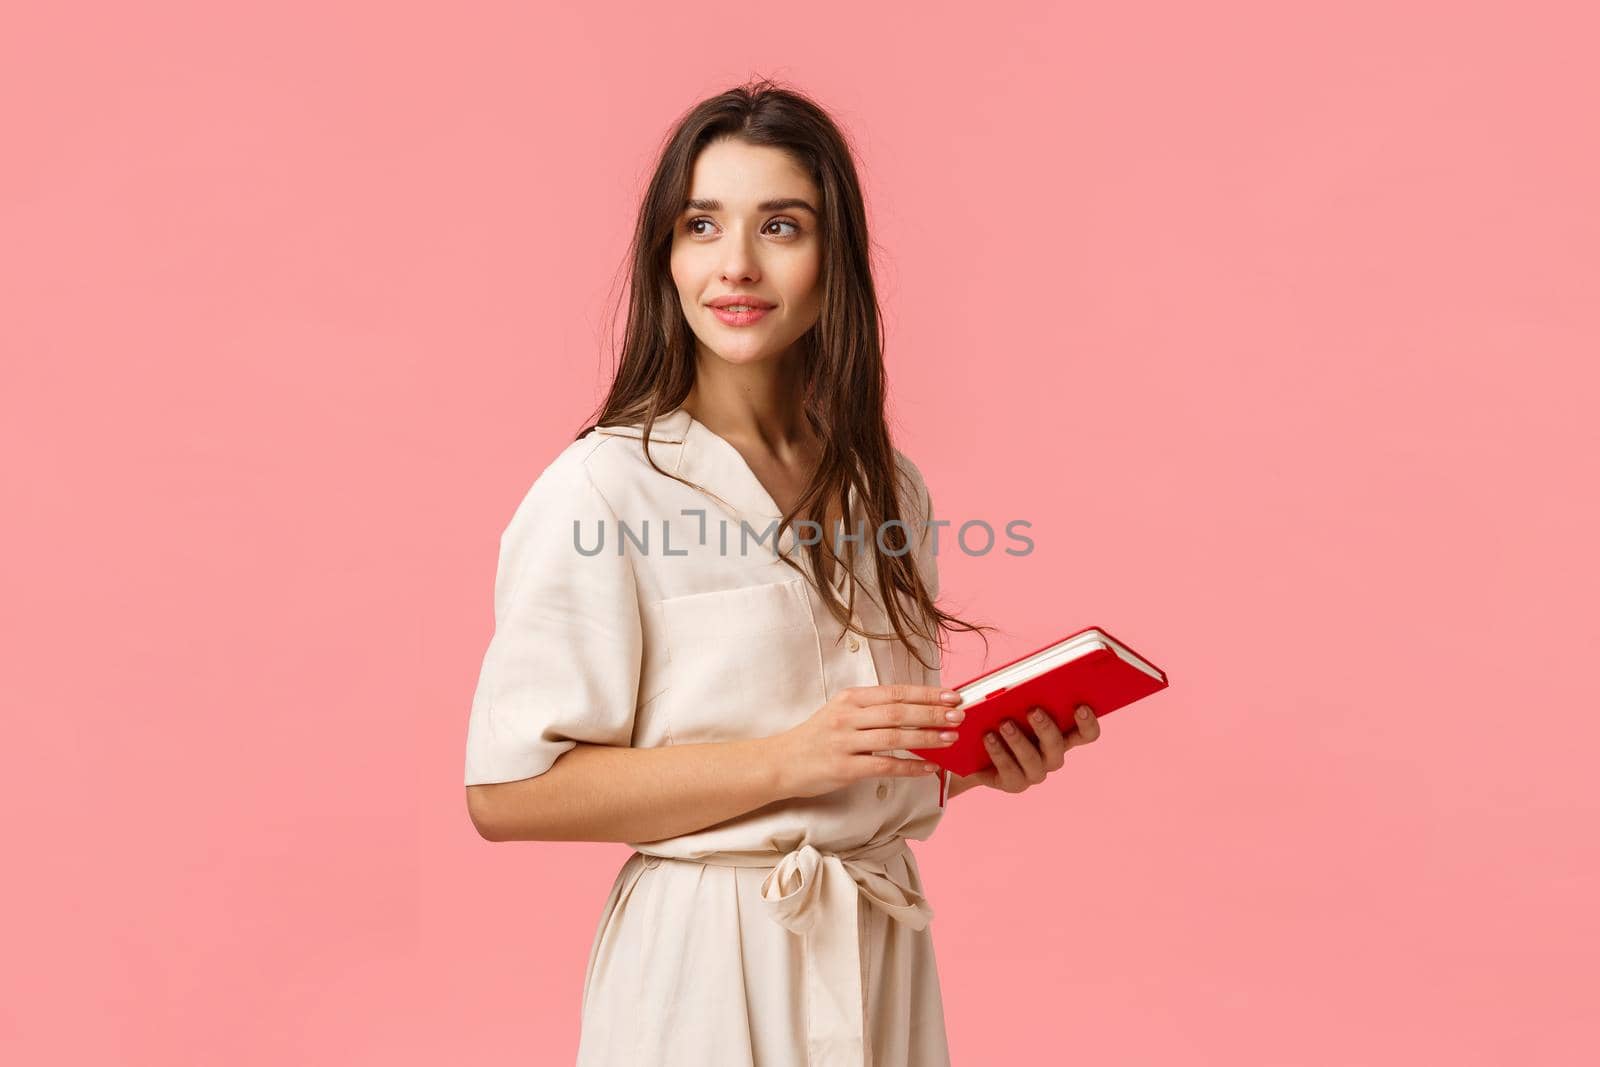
[912,625,1170,793]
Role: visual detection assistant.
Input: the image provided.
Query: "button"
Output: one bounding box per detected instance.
[847,635,861,652]
[876,782,889,799]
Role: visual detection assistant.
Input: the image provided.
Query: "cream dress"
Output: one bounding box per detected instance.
[464,405,954,1066]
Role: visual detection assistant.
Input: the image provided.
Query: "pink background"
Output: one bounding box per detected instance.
[5,2,1596,1064]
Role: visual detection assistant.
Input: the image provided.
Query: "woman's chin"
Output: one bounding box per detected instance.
[703,345,786,368]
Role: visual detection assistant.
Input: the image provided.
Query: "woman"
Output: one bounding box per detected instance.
[464,80,1099,1067]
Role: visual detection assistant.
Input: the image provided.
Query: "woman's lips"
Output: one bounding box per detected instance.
[710,305,771,326]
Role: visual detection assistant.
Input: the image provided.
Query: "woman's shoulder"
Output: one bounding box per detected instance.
[891,446,928,487]
[510,431,605,493]
[495,435,615,539]
[889,445,934,524]
[506,423,681,520]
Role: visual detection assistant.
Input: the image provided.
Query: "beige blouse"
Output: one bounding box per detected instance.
[465,404,953,1066]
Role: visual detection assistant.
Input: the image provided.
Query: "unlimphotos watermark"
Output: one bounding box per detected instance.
[569,509,1034,558]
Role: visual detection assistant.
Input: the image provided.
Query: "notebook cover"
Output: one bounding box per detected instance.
[911,625,1169,778]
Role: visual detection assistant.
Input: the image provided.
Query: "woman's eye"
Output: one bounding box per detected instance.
[684,217,801,237]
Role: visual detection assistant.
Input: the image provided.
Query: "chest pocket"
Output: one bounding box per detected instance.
[656,576,829,745]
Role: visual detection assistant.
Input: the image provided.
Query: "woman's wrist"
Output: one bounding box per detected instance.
[945,772,978,801]
[757,734,797,803]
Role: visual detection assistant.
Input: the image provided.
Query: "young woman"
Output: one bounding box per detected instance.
[463,80,1098,1067]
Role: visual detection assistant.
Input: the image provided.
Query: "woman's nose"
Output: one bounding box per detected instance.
[720,232,760,279]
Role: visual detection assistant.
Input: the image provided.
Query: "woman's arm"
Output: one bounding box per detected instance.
[466,735,785,844]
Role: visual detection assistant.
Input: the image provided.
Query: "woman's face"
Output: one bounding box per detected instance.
[670,138,823,368]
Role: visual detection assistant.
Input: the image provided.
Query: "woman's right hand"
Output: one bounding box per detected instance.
[769,684,967,799]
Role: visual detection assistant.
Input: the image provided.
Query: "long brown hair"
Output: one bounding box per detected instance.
[578,78,993,673]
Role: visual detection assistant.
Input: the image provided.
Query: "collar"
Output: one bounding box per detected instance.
[594,405,785,525]
[592,406,692,444]
[592,405,862,589]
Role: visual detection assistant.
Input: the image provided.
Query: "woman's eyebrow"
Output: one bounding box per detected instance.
[683,197,817,215]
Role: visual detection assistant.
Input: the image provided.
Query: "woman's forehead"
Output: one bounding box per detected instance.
[686,141,817,202]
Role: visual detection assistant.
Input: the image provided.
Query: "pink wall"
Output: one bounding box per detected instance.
[4,2,1596,1063]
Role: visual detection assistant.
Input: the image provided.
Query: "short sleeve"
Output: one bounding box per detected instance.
[896,450,953,805]
[464,454,644,785]
[914,479,939,604]
[919,486,955,805]
[914,473,947,750]
[894,450,940,606]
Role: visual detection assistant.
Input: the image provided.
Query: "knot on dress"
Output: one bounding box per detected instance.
[758,840,934,937]
[666,837,933,1066]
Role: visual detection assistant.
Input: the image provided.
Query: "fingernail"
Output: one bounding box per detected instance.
[1030,709,1046,723]
[986,733,999,746]
[945,709,966,723]
[941,690,962,704]
[1077,706,1092,721]
[1002,721,1017,734]
[939,731,959,741]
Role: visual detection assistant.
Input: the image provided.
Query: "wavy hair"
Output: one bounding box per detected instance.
[578,78,993,672]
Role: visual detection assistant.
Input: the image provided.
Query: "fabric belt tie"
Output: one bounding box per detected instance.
[639,837,933,1066]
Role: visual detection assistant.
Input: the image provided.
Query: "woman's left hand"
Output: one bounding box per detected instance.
[965,703,1100,795]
